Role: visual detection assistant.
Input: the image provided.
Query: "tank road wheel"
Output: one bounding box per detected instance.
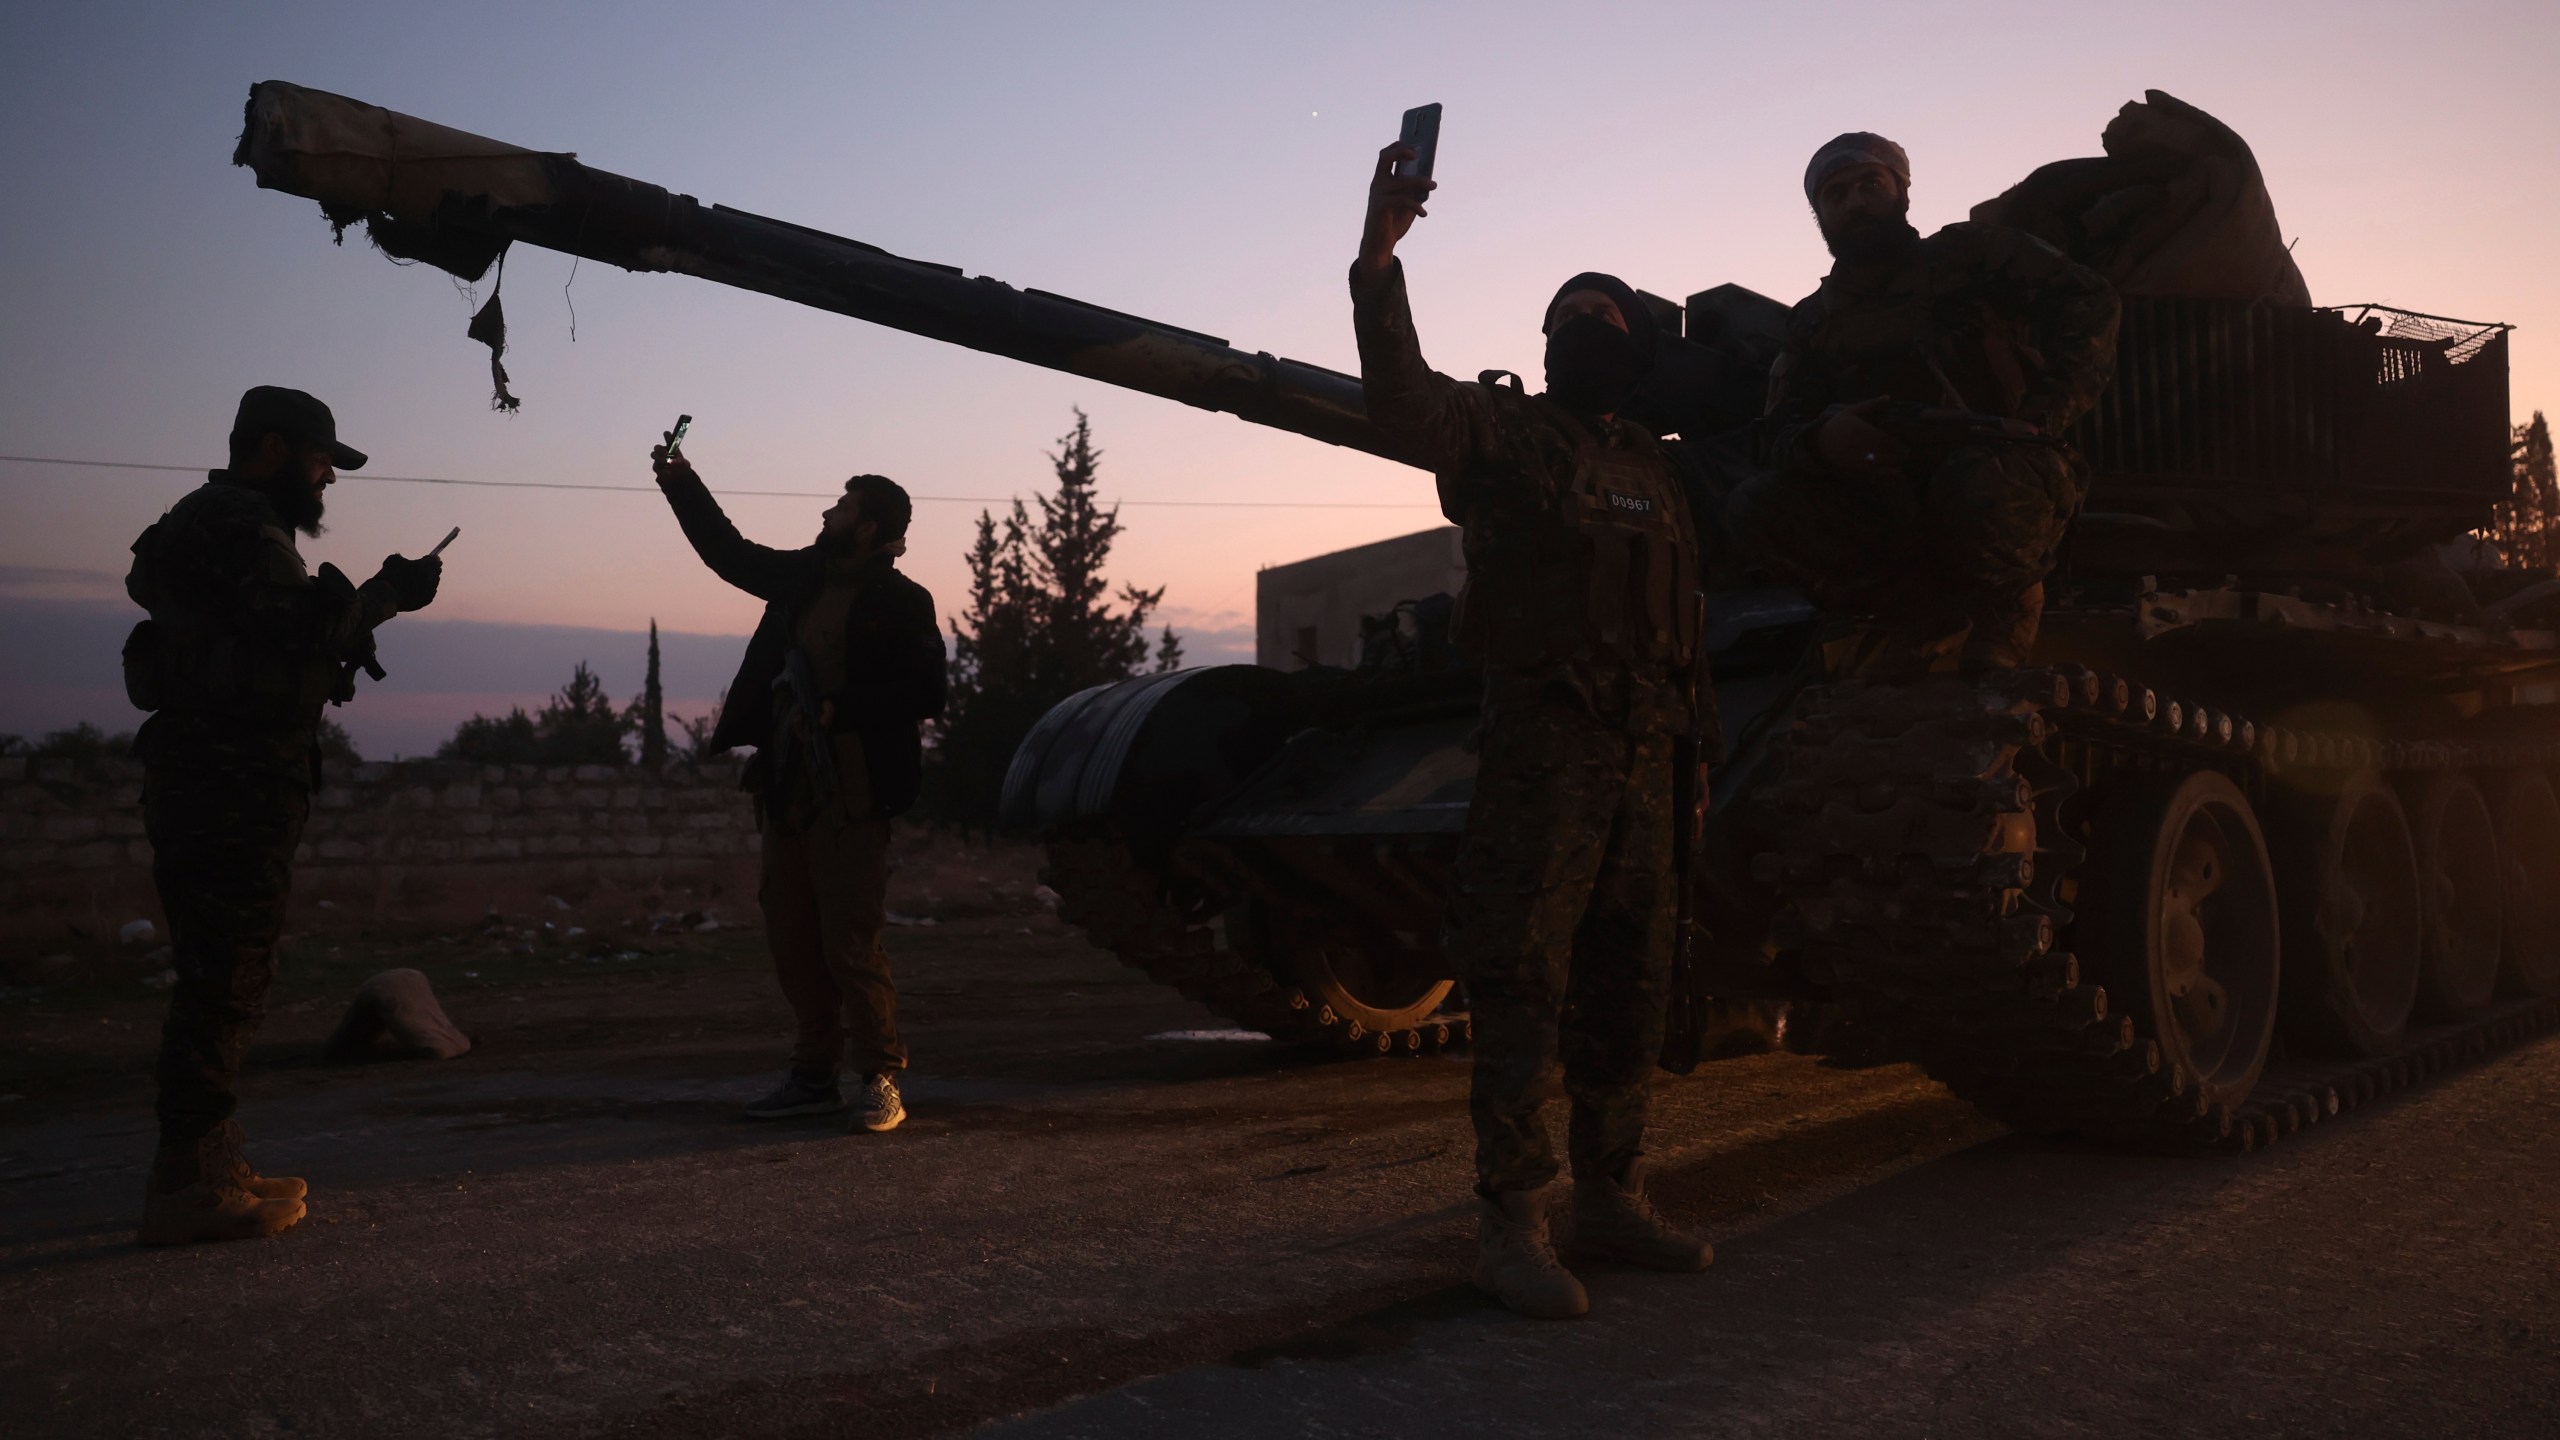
[1042,839,1466,1056]
[1286,932,1456,1049]
[2404,774,2504,1018]
[2494,770,2560,997]
[2276,775,2424,1056]
[2080,770,2282,1115]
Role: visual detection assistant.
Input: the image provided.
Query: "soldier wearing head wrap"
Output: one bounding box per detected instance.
[1350,137,1715,1320]
[124,386,442,1245]
[1730,132,2120,673]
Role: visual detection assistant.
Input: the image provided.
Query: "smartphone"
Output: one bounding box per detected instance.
[666,413,693,456]
[1395,103,1441,180]
[428,526,461,557]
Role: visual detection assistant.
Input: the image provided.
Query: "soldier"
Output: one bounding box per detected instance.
[1731,132,2120,674]
[127,386,442,1245]
[1353,140,1714,1319]
[647,440,946,1135]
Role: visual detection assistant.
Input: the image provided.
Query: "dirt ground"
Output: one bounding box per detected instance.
[4,837,2557,1439]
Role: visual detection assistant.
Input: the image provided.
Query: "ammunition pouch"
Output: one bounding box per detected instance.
[1449,429,1705,732]
[122,615,339,722]
[121,620,166,712]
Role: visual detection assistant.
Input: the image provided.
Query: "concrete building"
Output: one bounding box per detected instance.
[1256,526,1465,669]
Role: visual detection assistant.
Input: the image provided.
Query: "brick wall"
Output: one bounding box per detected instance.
[0,756,760,941]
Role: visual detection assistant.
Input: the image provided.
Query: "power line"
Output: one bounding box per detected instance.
[0,453,1436,510]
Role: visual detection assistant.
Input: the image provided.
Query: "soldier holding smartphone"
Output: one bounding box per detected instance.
[647,428,946,1135]
[1351,125,1714,1318]
[126,386,442,1245]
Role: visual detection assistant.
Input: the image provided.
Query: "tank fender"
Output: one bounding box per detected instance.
[999,665,1307,840]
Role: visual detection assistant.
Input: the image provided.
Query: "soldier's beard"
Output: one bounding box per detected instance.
[1820,206,1920,266]
[269,479,327,537]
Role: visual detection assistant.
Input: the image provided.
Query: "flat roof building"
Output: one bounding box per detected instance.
[1256,527,1465,670]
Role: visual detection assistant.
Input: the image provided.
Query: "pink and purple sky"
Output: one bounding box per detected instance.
[6,1,2557,756]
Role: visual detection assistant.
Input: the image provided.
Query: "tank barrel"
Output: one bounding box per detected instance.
[234,81,1393,460]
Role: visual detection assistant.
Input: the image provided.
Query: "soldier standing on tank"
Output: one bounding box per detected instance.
[647,440,945,1135]
[1352,140,1715,1318]
[1730,133,2120,674]
[126,386,442,1245]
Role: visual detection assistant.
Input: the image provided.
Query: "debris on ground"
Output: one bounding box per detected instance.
[323,968,473,1062]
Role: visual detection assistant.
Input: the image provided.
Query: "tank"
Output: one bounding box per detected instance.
[237,82,2560,1148]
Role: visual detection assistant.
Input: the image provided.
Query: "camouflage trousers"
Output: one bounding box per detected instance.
[1727,442,2084,623]
[1445,695,1678,1196]
[144,749,309,1148]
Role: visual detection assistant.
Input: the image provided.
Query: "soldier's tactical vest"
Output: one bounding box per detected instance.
[123,490,346,723]
[1445,401,1702,726]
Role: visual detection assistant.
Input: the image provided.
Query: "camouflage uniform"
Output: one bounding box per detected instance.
[1353,259,1707,1195]
[1732,222,2119,660]
[124,474,402,1187]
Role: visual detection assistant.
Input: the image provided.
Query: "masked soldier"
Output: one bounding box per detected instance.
[1731,133,2120,674]
[648,440,946,1136]
[1352,140,1715,1319]
[126,386,442,1244]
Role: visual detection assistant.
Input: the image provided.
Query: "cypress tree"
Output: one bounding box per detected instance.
[639,620,668,770]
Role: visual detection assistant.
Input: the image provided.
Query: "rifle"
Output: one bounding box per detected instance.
[774,646,842,815]
[1657,737,1715,1074]
[314,562,388,704]
[1869,402,2066,453]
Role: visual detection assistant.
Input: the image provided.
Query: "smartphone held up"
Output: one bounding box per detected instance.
[1395,103,1441,180]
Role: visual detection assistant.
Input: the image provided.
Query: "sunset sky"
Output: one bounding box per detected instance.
[6,1,2558,756]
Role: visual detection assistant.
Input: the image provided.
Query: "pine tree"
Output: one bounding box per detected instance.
[932,408,1182,831]
[2515,413,2557,573]
[2486,412,2557,573]
[1032,410,1161,687]
[440,660,631,765]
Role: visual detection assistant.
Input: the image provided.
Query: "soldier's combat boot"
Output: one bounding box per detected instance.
[211,1120,308,1202]
[1474,1186,1589,1319]
[1958,582,2043,675]
[1571,1163,1713,1272]
[139,1125,305,1246]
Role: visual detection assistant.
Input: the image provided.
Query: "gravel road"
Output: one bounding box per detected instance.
[4,912,2553,1439]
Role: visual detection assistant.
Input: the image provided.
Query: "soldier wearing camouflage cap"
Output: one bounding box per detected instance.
[1731,131,2120,674]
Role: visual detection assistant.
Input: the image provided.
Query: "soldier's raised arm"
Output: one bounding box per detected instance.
[1348,140,1507,474]
[1990,231,2121,436]
[649,439,813,602]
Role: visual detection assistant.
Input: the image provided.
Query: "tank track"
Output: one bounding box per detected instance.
[1758,665,2560,1150]
[1042,836,1469,1056]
